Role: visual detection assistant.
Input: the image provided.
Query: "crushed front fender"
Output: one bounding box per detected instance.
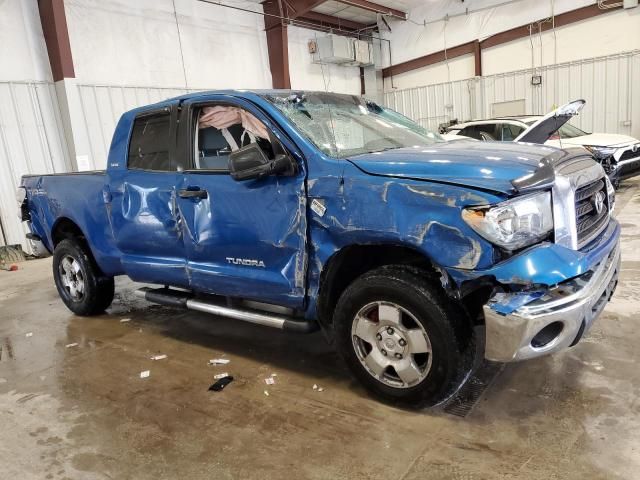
[445,219,620,293]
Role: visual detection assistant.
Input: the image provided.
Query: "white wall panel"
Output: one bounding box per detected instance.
[65,0,272,89]
[288,26,362,95]
[0,0,52,82]
[0,81,71,249]
[385,77,473,132]
[385,50,640,140]
[75,84,194,170]
[383,54,475,92]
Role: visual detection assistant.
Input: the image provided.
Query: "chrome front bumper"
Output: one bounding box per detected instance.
[483,240,621,362]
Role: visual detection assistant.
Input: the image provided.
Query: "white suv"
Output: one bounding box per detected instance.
[446,106,640,187]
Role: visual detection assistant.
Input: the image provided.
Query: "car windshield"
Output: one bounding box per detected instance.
[263,92,444,158]
[525,119,588,138]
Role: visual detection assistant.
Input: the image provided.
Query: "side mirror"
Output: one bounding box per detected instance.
[229,143,296,181]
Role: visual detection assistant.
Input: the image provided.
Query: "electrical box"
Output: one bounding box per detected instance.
[313,34,354,64]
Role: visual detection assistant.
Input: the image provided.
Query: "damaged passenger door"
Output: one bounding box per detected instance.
[108,106,189,288]
[175,96,308,309]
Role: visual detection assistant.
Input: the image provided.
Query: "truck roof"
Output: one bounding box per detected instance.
[126,89,360,117]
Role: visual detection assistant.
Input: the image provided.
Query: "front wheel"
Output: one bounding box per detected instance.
[334,266,474,407]
[53,238,114,316]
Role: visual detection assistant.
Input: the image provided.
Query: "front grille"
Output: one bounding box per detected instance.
[618,160,640,179]
[575,178,608,248]
[619,146,640,162]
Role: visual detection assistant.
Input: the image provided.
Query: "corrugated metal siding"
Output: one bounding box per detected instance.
[384,50,640,140]
[384,78,474,132]
[0,81,71,250]
[75,84,195,170]
[0,82,196,251]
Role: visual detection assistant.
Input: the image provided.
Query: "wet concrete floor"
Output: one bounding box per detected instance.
[1,180,640,479]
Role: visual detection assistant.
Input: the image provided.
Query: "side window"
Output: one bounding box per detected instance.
[193,105,277,171]
[507,124,524,140]
[500,123,514,141]
[460,126,481,140]
[476,124,498,141]
[128,112,172,171]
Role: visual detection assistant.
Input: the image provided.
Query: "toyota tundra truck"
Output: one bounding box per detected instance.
[17,91,620,407]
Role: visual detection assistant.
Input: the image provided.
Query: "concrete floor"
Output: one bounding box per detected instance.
[1,181,640,480]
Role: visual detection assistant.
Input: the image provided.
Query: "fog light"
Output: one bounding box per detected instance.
[531,321,564,348]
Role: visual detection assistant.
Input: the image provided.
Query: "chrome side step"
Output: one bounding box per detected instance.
[134,287,318,333]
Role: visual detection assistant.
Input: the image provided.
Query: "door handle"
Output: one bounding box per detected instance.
[178,188,208,199]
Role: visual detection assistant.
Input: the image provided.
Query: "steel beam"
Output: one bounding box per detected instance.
[383,4,622,79]
[37,0,75,81]
[263,0,291,89]
[298,11,369,31]
[383,41,477,78]
[337,0,406,19]
[480,4,619,49]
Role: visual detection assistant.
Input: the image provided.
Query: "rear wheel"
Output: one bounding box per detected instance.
[53,238,114,315]
[334,266,474,407]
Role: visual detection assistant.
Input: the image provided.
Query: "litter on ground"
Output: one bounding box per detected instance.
[150,354,167,361]
[209,375,234,392]
[265,377,275,385]
[264,390,269,396]
[25,332,33,338]
[140,370,150,379]
[120,318,131,323]
[65,343,78,348]
[208,358,230,365]
[214,372,230,380]
[313,384,318,390]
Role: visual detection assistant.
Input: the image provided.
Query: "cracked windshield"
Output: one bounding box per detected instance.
[264,92,444,158]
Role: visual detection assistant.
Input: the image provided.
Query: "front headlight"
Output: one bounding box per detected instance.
[584,146,616,159]
[462,191,553,251]
[605,175,615,213]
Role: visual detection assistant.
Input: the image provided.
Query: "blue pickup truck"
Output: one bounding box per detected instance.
[17,91,620,406]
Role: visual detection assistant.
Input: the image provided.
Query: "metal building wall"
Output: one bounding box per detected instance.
[384,50,640,140]
[0,81,71,250]
[0,81,194,251]
[75,84,194,170]
[384,78,474,133]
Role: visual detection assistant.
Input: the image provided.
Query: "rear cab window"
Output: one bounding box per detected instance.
[128,110,173,171]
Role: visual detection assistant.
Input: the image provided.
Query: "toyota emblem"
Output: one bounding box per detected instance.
[593,191,606,215]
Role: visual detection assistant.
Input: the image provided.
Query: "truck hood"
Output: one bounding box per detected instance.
[347,141,572,195]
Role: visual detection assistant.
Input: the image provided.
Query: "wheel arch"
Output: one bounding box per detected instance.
[51,217,87,247]
[316,243,440,332]
[50,217,107,276]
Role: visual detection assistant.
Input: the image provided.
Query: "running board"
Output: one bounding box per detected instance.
[134,287,318,333]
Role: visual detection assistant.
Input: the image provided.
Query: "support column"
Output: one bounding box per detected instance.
[263,0,291,89]
[38,0,92,171]
[473,40,482,77]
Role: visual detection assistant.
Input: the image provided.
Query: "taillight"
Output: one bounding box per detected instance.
[16,186,30,221]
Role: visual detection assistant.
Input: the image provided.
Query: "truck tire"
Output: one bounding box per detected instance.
[334,265,474,408]
[52,238,114,316]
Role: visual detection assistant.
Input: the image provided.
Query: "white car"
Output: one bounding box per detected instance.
[446,102,640,186]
